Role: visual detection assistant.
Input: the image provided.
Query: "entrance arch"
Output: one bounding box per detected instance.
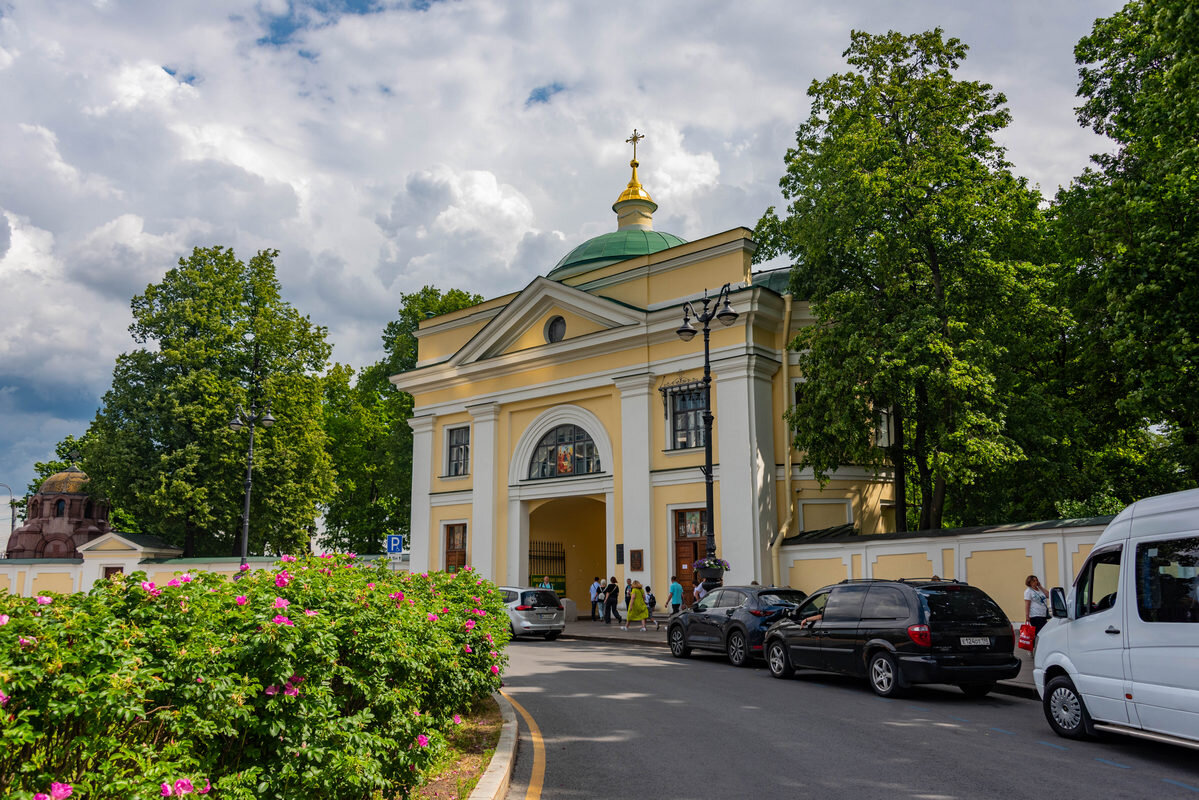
[507,405,616,599]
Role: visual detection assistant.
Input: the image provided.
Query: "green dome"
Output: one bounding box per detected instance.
[548,229,687,279]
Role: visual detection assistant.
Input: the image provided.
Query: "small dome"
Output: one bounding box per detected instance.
[548,229,687,279]
[39,466,89,495]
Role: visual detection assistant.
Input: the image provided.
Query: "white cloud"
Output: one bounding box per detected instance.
[0,0,1126,493]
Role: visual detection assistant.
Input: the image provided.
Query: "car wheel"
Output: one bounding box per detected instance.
[868,651,903,697]
[668,625,691,658]
[767,640,793,679]
[958,682,995,699]
[1044,675,1093,739]
[726,630,749,667]
[543,631,560,641]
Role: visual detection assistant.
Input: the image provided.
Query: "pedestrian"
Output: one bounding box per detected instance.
[668,575,684,615]
[589,576,602,621]
[624,577,633,609]
[603,576,622,624]
[644,585,661,630]
[538,575,553,590]
[693,577,708,603]
[624,580,651,631]
[1024,575,1050,633]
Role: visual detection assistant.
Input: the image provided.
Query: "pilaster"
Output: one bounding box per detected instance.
[614,373,655,585]
[466,402,500,581]
[407,414,436,573]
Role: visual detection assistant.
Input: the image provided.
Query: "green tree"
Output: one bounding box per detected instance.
[755,29,1053,530]
[83,247,333,556]
[1056,0,1199,484]
[320,287,481,554]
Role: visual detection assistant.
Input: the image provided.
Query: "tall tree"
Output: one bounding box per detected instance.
[84,247,333,556]
[320,287,481,554]
[755,29,1052,530]
[1056,0,1199,484]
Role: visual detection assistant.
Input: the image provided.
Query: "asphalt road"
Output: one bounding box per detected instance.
[500,639,1199,800]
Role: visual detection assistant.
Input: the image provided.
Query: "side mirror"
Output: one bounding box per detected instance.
[1050,587,1068,619]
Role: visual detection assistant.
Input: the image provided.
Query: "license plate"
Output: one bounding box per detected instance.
[960,636,990,646]
[538,613,553,619]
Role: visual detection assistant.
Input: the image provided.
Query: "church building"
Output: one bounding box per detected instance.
[392,134,896,607]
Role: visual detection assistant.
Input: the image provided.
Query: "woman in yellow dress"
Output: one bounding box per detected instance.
[624,580,651,631]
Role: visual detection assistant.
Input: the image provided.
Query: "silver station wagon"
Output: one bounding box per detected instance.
[499,586,566,640]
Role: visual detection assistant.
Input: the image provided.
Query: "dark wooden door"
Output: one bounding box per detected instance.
[674,540,702,607]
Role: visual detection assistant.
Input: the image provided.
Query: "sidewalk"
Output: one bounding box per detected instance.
[559,616,1038,699]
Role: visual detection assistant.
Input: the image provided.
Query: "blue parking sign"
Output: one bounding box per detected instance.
[385,534,405,554]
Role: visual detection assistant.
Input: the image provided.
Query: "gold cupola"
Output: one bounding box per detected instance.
[612,129,658,230]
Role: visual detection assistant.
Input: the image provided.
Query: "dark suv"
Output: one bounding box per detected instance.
[763,579,1019,697]
[667,585,808,666]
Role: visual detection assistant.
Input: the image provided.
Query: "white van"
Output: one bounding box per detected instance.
[1034,488,1199,750]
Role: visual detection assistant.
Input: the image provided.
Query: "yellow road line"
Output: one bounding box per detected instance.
[501,690,545,800]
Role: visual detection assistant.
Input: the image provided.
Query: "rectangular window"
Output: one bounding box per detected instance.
[1136,537,1199,623]
[445,524,467,573]
[1077,547,1122,617]
[674,509,707,539]
[669,388,706,450]
[446,426,470,476]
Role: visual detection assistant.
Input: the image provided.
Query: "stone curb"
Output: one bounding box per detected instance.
[468,691,518,800]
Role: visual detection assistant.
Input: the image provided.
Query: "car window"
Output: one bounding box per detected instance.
[1136,537,1199,623]
[757,590,807,607]
[694,591,720,611]
[520,590,560,608]
[1077,547,1122,618]
[717,590,746,608]
[822,585,869,622]
[794,593,828,619]
[917,585,1007,624]
[502,590,518,603]
[861,586,909,619]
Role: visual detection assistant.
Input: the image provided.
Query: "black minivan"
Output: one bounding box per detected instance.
[764,579,1020,697]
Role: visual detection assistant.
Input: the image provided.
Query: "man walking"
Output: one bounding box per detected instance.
[589,576,602,621]
[668,575,684,614]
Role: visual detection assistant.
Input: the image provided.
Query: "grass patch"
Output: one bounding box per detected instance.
[413,695,504,800]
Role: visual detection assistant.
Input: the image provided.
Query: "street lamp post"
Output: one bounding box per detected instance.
[229,402,275,572]
[676,284,739,588]
[0,482,13,556]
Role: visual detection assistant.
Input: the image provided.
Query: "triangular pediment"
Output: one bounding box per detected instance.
[451,277,644,365]
[77,532,183,557]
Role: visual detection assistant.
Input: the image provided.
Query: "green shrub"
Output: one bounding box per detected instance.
[0,556,509,799]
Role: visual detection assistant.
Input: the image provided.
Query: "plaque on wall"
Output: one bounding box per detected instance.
[616,544,624,565]
[630,549,644,571]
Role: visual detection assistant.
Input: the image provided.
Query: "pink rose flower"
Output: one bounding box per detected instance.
[272,615,294,626]
[283,684,299,697]
[281,554,296,562]
[0,690,9,706]
[0,614,9,625]
[463,644,473,653]
[236,596,248,606]
[197,780,211,795]
[427,613,439,622]
[174,779,194,795]
[35,794,49,800]
[240,564,250,571]
[273,597,289,609]
[304,609,318,616]
[275,571,291,588]
[265,685,279,696]
[465,620,476,631]
[179,573,193,583]
[35,596,52,605]
[417,734,429,747]
[490,665,500,675]
[289,675,304,684]
[167,579,181,587]
[50,785,72,800]
[366,582,375,589]
[196,678,203,683]
[18,636,36,647]
[453,714,463,724]
[161,783,171,796]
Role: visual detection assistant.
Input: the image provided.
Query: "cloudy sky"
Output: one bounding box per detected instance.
[0,0,1122,524]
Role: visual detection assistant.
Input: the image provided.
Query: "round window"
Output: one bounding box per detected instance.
[545,315,566,343]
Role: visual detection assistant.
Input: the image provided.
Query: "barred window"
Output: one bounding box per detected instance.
[670,389,705,450]
[528,424,601,479]
[446,426,470,476]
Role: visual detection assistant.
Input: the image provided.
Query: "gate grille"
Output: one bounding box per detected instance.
[528,540,565,583]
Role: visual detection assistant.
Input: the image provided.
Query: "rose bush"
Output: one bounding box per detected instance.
[0,556,509,799]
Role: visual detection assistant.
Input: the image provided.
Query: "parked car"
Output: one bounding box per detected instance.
[763,578,1020,697]
[667,585,808,666]
[1035,488,1199,750]
[499,586,565,640]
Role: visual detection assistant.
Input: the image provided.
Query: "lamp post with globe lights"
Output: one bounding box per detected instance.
[229,402,275,572]
[675,283,739,589]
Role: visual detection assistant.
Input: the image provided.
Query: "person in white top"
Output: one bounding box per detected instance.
[589,577,602,621]
[1024,575,1050,633]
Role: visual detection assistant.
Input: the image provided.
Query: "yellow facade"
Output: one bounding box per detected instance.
[30,572,75,594]
[393,159,895,610]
